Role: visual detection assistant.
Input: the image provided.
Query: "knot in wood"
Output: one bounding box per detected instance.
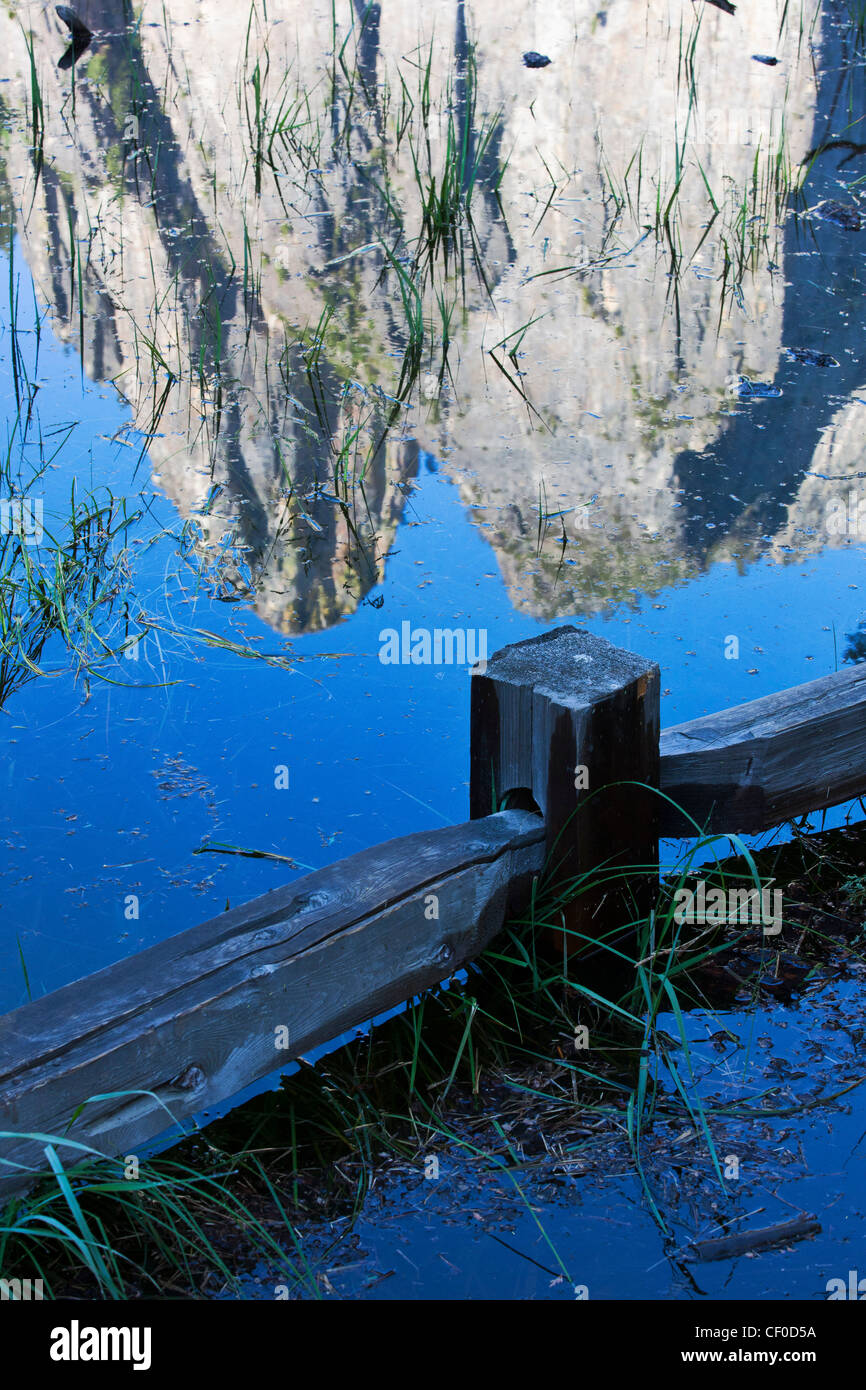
[172,1064,205,1092]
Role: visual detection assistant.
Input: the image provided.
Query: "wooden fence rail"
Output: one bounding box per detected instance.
[2,626,865,1198]
[659,660,866,834]
[0,811,543,1200]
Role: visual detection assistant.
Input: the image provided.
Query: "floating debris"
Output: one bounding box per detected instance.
[310,243,380,278]
[813,199,863,231]
[55,4,93,69]
[752,54,779,65]
[687,1215,821,1263]
[785,347,840,368]
[55,4,92,38]
[523,51,551,68]
[193,840,310,870]
[735,376,782,398]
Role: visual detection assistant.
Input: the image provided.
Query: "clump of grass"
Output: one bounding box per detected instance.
[20,26,44,188]
[841,873,866,911]
[0,478,141,707]
[0,1134,314,1299]
[401,44,505,273]
[239,4,318,197]
[598,110,800,327]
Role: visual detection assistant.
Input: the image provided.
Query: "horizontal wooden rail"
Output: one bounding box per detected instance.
[659,662,866,834]
[0,810,544,1199]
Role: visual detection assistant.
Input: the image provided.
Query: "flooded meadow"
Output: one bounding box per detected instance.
[1,0,866,1303]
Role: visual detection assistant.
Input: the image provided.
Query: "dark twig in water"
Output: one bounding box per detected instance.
[687,1215,821,1262]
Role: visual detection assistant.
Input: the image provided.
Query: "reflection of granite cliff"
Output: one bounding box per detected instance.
[767,391,866,563]
[2,1,425,632]
[1,0,859,628]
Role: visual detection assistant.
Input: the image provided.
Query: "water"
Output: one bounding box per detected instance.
[1,0,865,1298]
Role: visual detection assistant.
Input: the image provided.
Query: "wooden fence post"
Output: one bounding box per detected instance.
[470,626,660,973]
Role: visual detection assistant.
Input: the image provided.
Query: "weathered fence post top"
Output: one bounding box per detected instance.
[476,625,656,709]
[470,625,661,958]
[469,624,660,817]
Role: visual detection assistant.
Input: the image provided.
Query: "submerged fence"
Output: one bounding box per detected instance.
[1,625,865,1197]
